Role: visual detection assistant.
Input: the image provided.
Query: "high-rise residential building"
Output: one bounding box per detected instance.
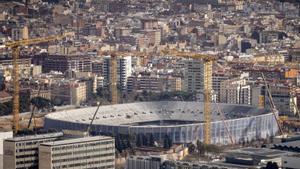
[138,74,164,92]
[3,132,63,169]
[103,56,132,90]
[251,84,297,116]
[212,72,229,102]
[91,60,103,75]
[39,136,115,169]
[220,75,251,105]
[183,59,204,93]
[265,85,297,116]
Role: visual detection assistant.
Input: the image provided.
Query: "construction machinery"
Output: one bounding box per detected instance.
[261,73,284,135]
[86,101,103,135]
[213,99,235,144]
[99,49,216,144]
[27,86,42,129]
[2,34,67,134]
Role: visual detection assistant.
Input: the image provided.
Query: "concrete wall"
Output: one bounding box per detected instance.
[0,131,13,155]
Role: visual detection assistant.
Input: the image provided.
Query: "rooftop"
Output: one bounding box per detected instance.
[45,101,271,126]
[40,135,113,147]
[225,147,289,159]
[5,132,63,142]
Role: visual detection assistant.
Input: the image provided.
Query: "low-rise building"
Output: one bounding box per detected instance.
[126,156,163,169]
[3,132,63,169]
[282,154,300,169]
[39,136,115,169]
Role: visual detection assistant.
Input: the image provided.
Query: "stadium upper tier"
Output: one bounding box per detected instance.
[46,101,269,126]
[44,101,278,144]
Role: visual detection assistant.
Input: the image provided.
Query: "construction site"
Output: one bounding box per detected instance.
[44,101,278,145]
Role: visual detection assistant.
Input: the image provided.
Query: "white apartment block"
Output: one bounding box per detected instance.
[39,136,115,169]
[3,132,63,169]
[220,78,251,105]
[103,56,132,90]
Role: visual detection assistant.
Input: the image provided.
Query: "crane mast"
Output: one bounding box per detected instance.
[204,61,212,144]
[12,47,20,133]
[3,34,67,134]
[110,55,118,104]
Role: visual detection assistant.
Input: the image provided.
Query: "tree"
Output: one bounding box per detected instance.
[126,138,132,149]
[168,135,173,148]
[149,134,155,147]
[20,91,31,112]
[163,135,172,149]
[142,134,148,146]
[188,143,196,154]
[206,144,222,154]
[115,134,123,153]
[0,103,10,116]
[0,80,5,91]
[96,87,110,100]
[31,97,52,110]
[196,140,205,156]
[265,162,279,169]
[136,134,143,147]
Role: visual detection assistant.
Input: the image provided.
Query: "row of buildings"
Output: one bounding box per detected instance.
[0,52,298,115]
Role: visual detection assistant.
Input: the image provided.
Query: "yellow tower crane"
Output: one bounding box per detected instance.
[99,49,216,144]
[3,34,67,134]
[161,49,216,144]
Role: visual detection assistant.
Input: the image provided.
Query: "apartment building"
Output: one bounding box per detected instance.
[43,55,92,73]
[183,60,204,93]
[103,56,132,90]
[39,136,115,169]
[220,76,251,105]
[11,26,29,40]
[212,72,229,102]
[265,85,297,116]
[50,80,87,106]
[166,76,182,92]
[70,82,87,106]
[3,132,63,169]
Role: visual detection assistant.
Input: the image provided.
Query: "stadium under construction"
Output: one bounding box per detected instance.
[44,101,278,145]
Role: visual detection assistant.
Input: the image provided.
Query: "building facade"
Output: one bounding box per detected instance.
[43,55,92,73]
[220,77,251,105]
[70,81,87,106]
[183,60,204,93]
[3,132,63,169]
[103,56,132,90]
[126,156,163,169]
[39,136,115,169]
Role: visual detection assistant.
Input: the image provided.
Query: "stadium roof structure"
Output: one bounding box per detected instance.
[46,101,270,126]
